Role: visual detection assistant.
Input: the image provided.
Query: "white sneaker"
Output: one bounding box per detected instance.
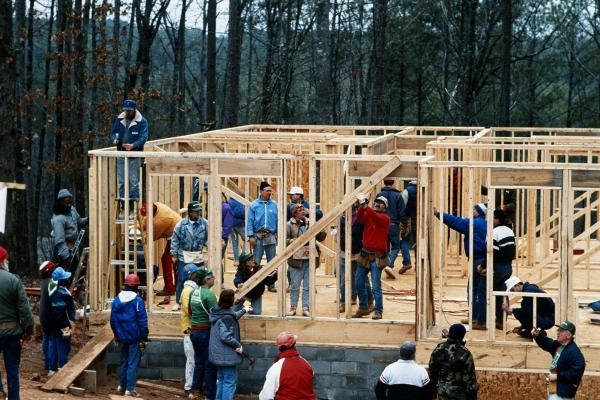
[171,303,181,311]
[48,370,57,377]
[125,390,139,397]
[117,385,125,394]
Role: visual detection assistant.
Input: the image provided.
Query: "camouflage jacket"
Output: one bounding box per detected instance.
[428,338,477,400]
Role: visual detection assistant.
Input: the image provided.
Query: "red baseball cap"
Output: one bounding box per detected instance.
[276,331,298,348]
[39,260,56,274]
[0,246,7,262]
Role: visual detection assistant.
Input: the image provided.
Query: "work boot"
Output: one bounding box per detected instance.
[287,306,297,316]
[372,311,383,320]
[368,301,375,312]
[495,321,504,330]
[339,304,345,313]
[117,386,125,395]
[352,307,371,318]
[383,266,396,280]
[268,285,277,293]
[398,264,412,274]
[302,307,311,317]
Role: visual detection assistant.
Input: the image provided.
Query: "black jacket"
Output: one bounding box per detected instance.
[233,263,277,299]
[339,213,364,255]
[534,336,585,398]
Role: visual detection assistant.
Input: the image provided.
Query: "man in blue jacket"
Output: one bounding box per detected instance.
[47,266,76,376]
[110,274,149,397]
[247,182,278,292]
[532,321,585,399]
[171,201,209,308]
[503,277,555,338]
[434,204,488,329]
[110,99,149,217]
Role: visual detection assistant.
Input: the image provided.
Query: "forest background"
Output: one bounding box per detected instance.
[0,0,598,275]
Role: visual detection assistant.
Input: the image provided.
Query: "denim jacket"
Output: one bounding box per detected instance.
[171,217,208,261]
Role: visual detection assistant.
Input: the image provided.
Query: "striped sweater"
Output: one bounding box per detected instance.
[493,225,516,263]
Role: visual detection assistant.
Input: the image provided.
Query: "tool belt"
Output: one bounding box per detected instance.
[256,229,272,239]
[357,250,389,269]
[257,230,277,245]
[0,320,18,330]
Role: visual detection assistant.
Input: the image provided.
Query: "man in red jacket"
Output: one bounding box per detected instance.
[259,331,316,400]
[353,194,391,320]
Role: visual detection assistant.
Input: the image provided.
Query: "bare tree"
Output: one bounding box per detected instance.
[223,0,249,127]
[206,0,216,124]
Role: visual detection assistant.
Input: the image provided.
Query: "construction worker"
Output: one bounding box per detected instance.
[110,273,149,397]
[38,260,57,372]
[375,341,432,399]
[286,186,323,221]
[46,266,76,376]
[353,194,391,320]
[377,179,410,279]
[141,201,181,304]
[171,201,208,310]
[503,277,555,338]
[111,99,149,217]
[247,182,278,292]
[51,188,87,271]
[234,252,277,315]
[0,246,34,399]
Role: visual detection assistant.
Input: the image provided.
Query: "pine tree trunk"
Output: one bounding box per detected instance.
[499,0,512,126]
[206,0,217,124]
[223,0,245,128]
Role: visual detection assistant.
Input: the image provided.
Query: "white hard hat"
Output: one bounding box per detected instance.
[375,196,389,208]
[288,186,304,195]
[128,228,142,239]
[505,276,521,291]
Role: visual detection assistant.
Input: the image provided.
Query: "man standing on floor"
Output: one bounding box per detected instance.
[171,201,208,310]
[532,321,585,400]
[141,201,181,305]
[434,204,487,329]
[353,194,390,320]
[428,324,477,400]
[503,277,555,338]
[38,260,57,372]
[247,182,278,293]
[375,341,433,399]
[110,99,148,218]
[259,331,316,400]
[0,246,34,400]
[228,197,246,264]
[51,188,87,271]
[377,179,410,279]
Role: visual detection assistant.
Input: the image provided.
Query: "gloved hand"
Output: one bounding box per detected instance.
[243,305,253,313]
[356,193,368,206]
[330,228,338,238]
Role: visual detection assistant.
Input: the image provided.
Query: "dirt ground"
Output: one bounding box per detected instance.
[3,318,256,400]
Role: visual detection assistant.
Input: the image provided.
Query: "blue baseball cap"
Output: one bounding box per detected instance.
[184,263,200,278]
[52,266,72,281]
[122,99,137,111]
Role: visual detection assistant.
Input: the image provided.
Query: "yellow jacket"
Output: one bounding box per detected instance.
[142,202,181,240]
[180,282,197,334]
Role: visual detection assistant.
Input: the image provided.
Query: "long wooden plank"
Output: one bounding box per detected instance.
[235,156,403,300]
[42,324,114,392]
[490,168,562,187]
[218,159,281,177]
[146,158,210,174]
[347,160,417,179]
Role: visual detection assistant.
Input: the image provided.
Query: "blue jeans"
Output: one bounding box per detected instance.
[119,342,141,392]
[339,256,372,305]
[400,234,411,266]
[215,366,237,400]
[176,260,202,303]
[0,335,22,400]
[42,331,50,370]
[234,296,262,315]
[230,226,246,262]
[387,224,400,268]
[474,260,512,324]
[117,157,142,201]
[191,330,216,399]
[253,239,276,288]
[356,261,383,313]
[469,257,485,322]
[48,331,71,371]
[289,261,309,309]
